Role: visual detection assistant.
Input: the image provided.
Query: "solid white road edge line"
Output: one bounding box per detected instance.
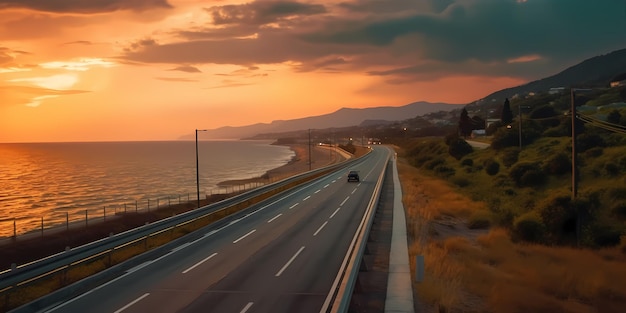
[182,252,218,274]
[275,246,305,277]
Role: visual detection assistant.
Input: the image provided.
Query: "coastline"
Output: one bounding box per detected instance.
[217,143,346,186]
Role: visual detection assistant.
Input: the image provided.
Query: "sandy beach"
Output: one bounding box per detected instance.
[217,143,347,186]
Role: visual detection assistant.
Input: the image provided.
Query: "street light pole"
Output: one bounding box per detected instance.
[196,129,207,208]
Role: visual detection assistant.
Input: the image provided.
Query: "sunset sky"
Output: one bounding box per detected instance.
[1,0,624,143]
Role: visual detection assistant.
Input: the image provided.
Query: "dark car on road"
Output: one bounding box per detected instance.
[347,170,360,182]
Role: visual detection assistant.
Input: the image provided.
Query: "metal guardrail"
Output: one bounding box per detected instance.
[320,153,390,313]
[0,155,369,301]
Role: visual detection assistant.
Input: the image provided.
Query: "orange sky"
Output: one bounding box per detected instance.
[1,0,623,143]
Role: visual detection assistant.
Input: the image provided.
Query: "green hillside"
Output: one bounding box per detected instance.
[393,86,626,248]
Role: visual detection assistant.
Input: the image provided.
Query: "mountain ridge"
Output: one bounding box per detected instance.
[180,101,465,140]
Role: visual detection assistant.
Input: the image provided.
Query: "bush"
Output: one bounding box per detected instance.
[604,162,621,176]
[424,157,446,170]
[468,211,492,229]
[611,201,626,218]
[513,212,545,243]
[448,138,473,160]
[509,162,545,187]
[584,147,603,158]
[500,148,520,167]
[461,158,473,167]
[483,158,500,176]
[543,152,571,176]
[491,127,518,150]
[583,223,624,247]
[434,165,455,177]
[577,133,606,152]
[537,192,576,244]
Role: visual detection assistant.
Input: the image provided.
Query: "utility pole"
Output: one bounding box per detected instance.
[308,129,312,171]
[571,88,592,246]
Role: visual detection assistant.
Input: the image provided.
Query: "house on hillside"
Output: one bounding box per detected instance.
[610,80,626,87]
[549,87,565,94]
[610,73,626,87]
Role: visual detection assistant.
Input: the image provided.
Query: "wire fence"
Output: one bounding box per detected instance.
[0,181,268,244]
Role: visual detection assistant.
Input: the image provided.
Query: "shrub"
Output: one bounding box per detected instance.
[468,211,492,229]
[611,201,626,218]
[543,152,571,176]
[513,212,545,243]
[461,158,473,167]
[583,223,624,247]
[434,165,455,177]
[537,192,576,244]
[483,158,500,176]
[491,127,518,150]
[500,148,520,167]
[424,157,446,170]
[604,162,621,176]
[448,138,473,160]
[584,147,603,158]
[577,133,606,152]
[509,162,545,187]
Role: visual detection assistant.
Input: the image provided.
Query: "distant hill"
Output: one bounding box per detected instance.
[472,48,626,107]
[179,101,464,140]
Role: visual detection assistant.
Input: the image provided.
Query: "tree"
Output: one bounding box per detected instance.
[458,108,472,138]
[501,98,513,126]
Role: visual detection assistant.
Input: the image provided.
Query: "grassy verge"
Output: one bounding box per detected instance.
[396,153,626,312]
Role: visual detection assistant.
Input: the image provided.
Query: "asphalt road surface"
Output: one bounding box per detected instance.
[42,146,392,313]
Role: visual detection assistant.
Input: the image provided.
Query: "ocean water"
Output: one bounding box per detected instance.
[0,140,294,237]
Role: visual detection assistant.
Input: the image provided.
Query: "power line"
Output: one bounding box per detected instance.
[576,113,626,134]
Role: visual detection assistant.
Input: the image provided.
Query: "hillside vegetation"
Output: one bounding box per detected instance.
[390,86,626,311]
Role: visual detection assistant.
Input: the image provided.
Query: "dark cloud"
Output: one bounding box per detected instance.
[337,0,431,14]
[0,0,172,14]
[168,65,202,73]
[121,0,626,84]
[205,0,326,26]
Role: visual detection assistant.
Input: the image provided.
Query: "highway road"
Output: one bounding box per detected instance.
[40,146,392,313]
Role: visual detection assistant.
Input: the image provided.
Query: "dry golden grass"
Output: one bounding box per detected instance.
[397,155,626,313]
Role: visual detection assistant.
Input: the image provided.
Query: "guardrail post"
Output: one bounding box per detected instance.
[41,217,44,238]
[13,218,16,240]
[85,210,88,227]
[66,212,69,232]
[103,206,106,222]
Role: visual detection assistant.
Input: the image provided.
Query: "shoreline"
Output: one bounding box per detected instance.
[217,143,346,186]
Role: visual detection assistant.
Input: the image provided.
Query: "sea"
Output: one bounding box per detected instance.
[0,140,294,237]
